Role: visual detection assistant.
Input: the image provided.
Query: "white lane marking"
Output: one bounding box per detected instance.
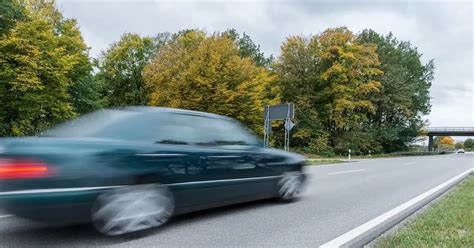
[0,215,13,219]
[320,167,474,248]
[404,162,416,165]
[328,169,366,175]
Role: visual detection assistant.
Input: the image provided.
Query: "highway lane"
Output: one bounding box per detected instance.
[0,153,473,247]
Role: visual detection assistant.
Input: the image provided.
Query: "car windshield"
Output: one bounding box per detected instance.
[43,109,260,146]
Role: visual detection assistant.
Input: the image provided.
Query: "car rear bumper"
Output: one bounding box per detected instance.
[0,187,117,223]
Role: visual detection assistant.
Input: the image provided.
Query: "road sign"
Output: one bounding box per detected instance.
[285,119,295,131]
[264,103,294,120]
[263,103,295,151]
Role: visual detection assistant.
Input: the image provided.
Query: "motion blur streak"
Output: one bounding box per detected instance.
[0,107,306,235]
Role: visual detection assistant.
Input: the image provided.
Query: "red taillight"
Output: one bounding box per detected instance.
[0,159,54,179]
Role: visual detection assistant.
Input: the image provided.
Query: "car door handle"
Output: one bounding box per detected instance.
[134,153,187,157]
[208,155,242,159]
[232,163,256,170]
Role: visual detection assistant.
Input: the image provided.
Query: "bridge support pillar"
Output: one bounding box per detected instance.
[428,135,434,151]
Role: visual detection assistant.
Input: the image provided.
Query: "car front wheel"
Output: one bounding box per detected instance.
[277,171,304,202]
[91,184,174,236]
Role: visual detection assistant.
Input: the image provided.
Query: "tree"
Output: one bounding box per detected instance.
[223,29,273,67]
[274,35,328,152]
[20,0,95,115]
[275,27,382,154]
[0,0,25,36]
[435,136,455,150]
[464,138,473,150]
[358,30,434,152]
[59,19,97,114]
[96,33,168,107]
[454,141,464,150]
[0,0,91,136]
[144,30,278,133]
[0,18,74,135]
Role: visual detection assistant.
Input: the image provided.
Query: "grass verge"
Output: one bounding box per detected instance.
[302,151,453,160]
[374,175,474,247]
[306,159,346,165]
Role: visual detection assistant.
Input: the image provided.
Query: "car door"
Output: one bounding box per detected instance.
[191,117,278,201]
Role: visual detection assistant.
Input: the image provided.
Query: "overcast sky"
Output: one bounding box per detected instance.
[56,0,473,131]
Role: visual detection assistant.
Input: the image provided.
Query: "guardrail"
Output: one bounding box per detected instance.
[426,127,474,132]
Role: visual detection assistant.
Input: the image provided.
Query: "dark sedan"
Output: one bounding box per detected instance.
[0,107,306,235]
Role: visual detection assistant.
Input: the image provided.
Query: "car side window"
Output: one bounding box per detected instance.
[153,113,259,146]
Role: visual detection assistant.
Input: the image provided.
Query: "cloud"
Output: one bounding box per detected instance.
[56,0,473,128]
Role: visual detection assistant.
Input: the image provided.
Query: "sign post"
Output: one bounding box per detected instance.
[263,103,295,151]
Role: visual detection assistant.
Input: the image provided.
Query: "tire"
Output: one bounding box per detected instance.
[277,171,304,202]
[91,184,174,236]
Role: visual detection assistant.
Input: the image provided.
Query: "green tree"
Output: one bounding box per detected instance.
[96,33,168,107]
[464,138,473,150]
[60,19,97,114]
[22,0,95,114]
[454,141,464,150]
[0,0,91,136]
[0,18,74,135]
[0,0,25,36]
[275,27,382,154]
[274,35,327,152]
[358,30,434,152]
[223,29,273,67]
[144,30,278,133]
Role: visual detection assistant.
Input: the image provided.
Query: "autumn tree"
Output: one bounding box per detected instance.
[144,30,278,133]
[454,141,464,150]
[358,30,434,152]
[318,28,383,154]
[275,27,382,154]
[95,33,169,107]
[274,35,329,153]
[0,0,91,136]
[436,136,455,150]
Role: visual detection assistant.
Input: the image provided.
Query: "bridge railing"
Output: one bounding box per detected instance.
[426,127,474,132]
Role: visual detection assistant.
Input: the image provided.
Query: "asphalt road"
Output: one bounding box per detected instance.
[1,153,473,247]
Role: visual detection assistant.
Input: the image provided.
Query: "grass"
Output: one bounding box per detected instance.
[305,159,346,165]
[375,175,474,248]
[302,151,453,160]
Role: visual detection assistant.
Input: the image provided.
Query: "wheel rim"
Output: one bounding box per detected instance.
[278,172,302,200]
[92,184,173,236]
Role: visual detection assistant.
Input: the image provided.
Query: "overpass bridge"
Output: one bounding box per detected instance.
[425,127,474,151]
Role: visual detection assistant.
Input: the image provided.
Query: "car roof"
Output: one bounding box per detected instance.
[117,106,234,121]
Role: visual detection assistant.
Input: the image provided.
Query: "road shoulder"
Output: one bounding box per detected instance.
[371,175,474,247]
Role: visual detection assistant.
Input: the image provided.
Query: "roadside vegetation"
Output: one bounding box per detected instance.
[375,176,474,247]
[306,159,346,166]
[1,0,435,156]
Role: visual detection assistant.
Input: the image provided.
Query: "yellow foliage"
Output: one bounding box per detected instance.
[144,31,279,133]
[439,136,455,146]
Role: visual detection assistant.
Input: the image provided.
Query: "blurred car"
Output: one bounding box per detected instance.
[0,107,306,235]
[457,149,465,153]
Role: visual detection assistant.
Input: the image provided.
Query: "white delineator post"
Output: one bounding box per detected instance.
[348,149,351,160]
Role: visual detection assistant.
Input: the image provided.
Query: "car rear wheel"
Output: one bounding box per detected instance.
[277,171,304,202]
[91,184,174,236]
